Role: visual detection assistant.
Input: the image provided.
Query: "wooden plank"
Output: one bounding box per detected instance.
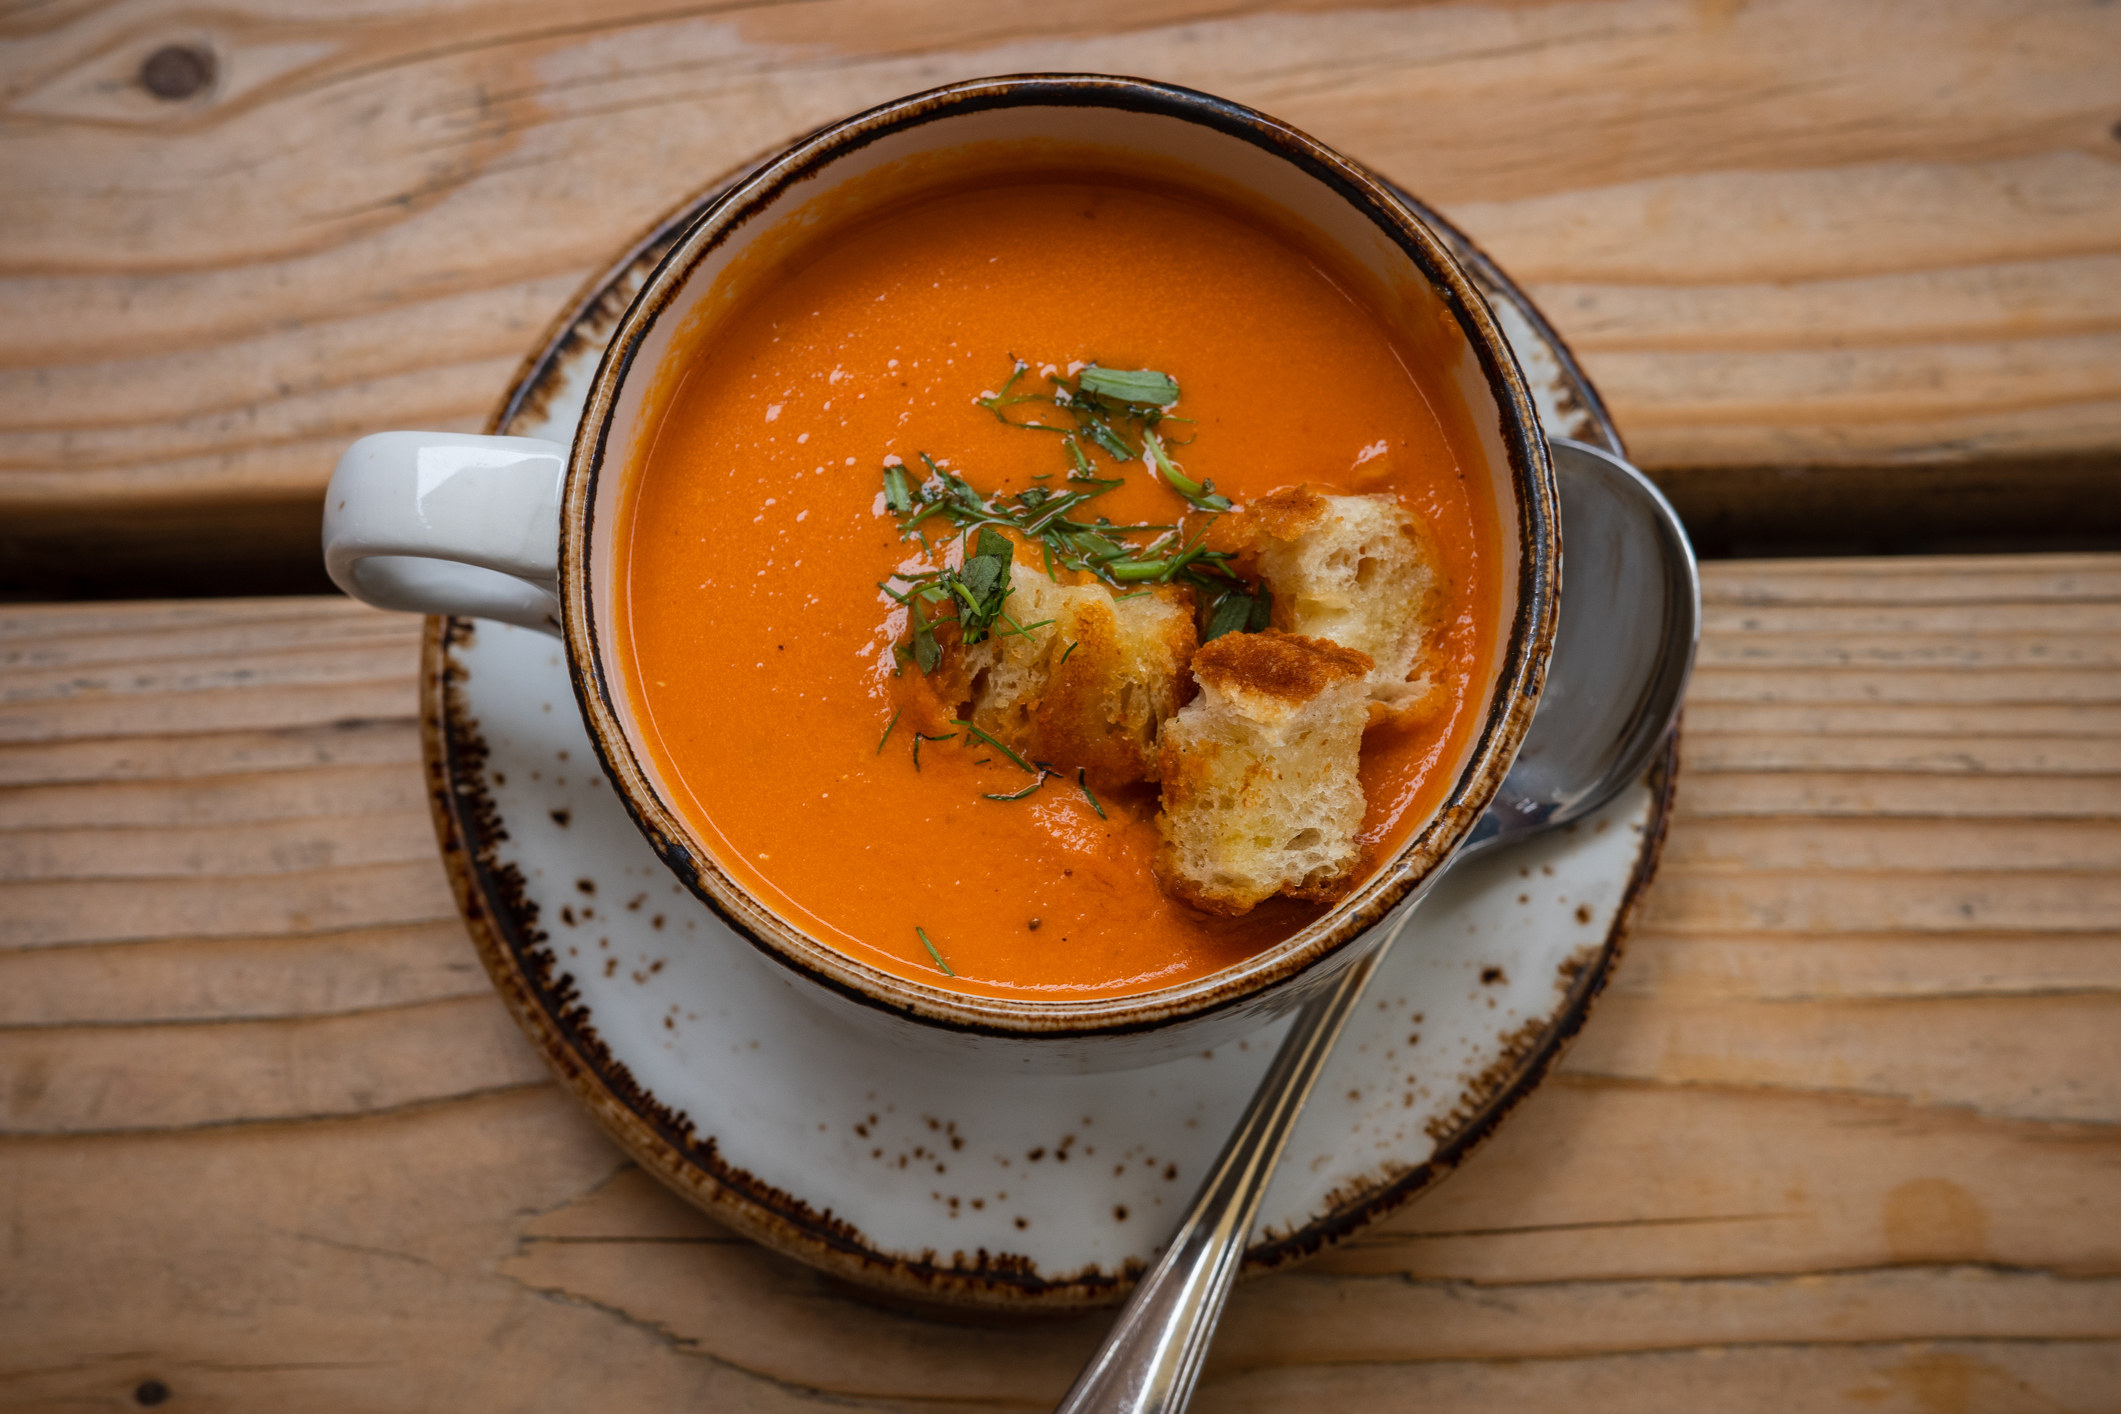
[0,639,431,704]
[0,858,459,949]
[1700,601,2121,636]
[0,719,422,788]
[1657,816,2121,871]
[1681,733,2121,773]
[1617,932,2121,1002]
[1670,772,2121,819]
[1681,701,2118,737]
[0,763,426,833]
[1687,670,2121,707]
[1699,555,2121,603]
[0,553,2116,1407]
[3,0,2118,588]
[0,995,548,1135]
[1198,1345,2121,1412]
[0,808,438,879]
[0,680,423,743]
[1566,991,2121,1123]
[0,596,365,637]
[0,924,492,1027]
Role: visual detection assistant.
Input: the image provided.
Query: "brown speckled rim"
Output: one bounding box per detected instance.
[432,112,1675,1307]
[556,73,1562,1041]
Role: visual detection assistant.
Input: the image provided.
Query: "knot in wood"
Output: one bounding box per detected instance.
[140,44,214,101]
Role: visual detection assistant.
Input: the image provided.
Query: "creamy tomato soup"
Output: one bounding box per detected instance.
[618,173,1499,1000]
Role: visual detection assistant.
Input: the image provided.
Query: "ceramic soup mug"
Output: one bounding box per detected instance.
[323,74,1559,1073]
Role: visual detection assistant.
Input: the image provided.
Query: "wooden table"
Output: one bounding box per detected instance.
[4,2,2119,1409]
[7,560,2119,1407]
[5,0,2119,591]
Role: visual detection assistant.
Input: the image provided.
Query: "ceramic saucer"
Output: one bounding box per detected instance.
[425,174,1676,1311]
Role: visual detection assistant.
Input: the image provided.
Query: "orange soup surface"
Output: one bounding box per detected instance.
[621,176,1499,1000]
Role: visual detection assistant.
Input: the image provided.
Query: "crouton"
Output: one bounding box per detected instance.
[951,567,1100,751]
[1034,583,1196,790]
[1155,630,1375,915]
[1248,487,1445,720]
[951,565,1195,788]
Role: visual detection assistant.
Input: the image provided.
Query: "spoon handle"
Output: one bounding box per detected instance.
[1055,946,1385,1413]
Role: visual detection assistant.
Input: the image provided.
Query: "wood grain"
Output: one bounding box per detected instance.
[1,552,2117,1409]
[3,0,2119,586]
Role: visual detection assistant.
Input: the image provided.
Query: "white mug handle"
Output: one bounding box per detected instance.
[322,432,568,636]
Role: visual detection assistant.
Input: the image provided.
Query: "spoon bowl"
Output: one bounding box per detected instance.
[1057,437,1699,1413]
[1471,438,1700,850]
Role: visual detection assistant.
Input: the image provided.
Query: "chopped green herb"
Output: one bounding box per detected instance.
[1203,591,1249,641]
[916,926,955,976]
[1247,583,1275,633]
[876,708,901,754]
[885,460,1242,608]
[1065,435,1094,477]
[947,526,1014,641]
[980,359,1030,406]
[1084,419,1135,461]
[1203,581,1275,642]
[1058,639,1079,665]
[882,462,913,516]
[1078,365,1180,407]
[979,361,1172,464]
[983,770,1050,802]
[1145,427,1232,513]
[1077,767,1106,820]
[882,521,1016,675]
[997,613,1056,641]
[885,355,1266,655]
[911,730,955,772]
[949,719,1036,774]
[909,603,942,674]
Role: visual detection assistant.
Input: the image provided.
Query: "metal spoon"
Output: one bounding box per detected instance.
[1055,438,1700,1413]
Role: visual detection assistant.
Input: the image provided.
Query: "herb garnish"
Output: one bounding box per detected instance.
[880,356,1268,709]
[950,719,1036,775]
[1076,767,1107,820]
[882,374,1263,654]
[904,596,941,674]
[983,770,1051,802]
[1204,581,1274,641]
[881,521,1016,672]
[978,360,1234,511]
[997,613,1056,641]
[876,708,901,754]
[882,460,915,515]
[916,926,956,976]
[911,730,955,772]
[1144,426,1231,513]
[978,360,1186,468]
[1077,365,1180,406]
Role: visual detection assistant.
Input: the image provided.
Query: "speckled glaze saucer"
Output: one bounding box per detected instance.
[424,172,1675,1312]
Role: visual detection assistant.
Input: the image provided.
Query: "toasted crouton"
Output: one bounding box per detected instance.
[1249,487,1444,719]
[1155,630,1375,915]
[952,566,1195,787]
[953,567,1101,752]
[1035,584,1196,790]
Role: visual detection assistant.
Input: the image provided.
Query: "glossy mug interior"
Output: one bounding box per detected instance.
[323,75,1560,1072]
